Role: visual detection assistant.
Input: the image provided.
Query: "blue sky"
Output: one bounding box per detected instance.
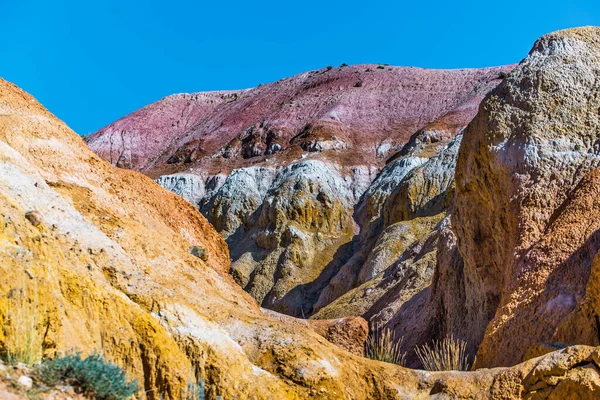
[1,1,599,135]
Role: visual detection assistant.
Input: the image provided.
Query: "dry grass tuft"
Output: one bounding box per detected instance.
[3,275,44,365]
[415,335,470,371]
[364,325,406,366]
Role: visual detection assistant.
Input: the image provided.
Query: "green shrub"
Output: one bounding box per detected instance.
[415,335,470,371]
[33,352,138,400]
[365,325,406,366]
[326,65,333,71]
[498,71,509,79]
[377,65,385,69]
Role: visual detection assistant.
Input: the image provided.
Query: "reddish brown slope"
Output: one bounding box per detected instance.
[86,64,513,177]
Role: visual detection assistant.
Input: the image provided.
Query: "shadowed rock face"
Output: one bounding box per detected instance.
[86,64,512,316]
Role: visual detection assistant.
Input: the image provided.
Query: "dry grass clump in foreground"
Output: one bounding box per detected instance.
[2,275,44,365]
[415,335,470,371]
[365,325,407,366]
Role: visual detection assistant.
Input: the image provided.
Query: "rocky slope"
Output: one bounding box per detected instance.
[86,64,513,316]
[367,26,600,369]
[3,75,600,399]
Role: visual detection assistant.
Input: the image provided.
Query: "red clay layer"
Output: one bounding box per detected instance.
[86,64,514,177]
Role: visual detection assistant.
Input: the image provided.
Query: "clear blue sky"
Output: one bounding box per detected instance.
[1,1,598,135]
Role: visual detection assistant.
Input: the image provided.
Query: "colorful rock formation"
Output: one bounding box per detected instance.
[86,64,512,317]
[86,25,600,381]
[4,72,600,399]
[9,24,600,398]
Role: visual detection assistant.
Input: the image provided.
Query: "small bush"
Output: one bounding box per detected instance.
[34,352,139,400]
[326,66,333,71]
[377,65,385,69]
[498,71,509,79]
[365,325,406,366]
[340,63,348,67]
[415,335,470,371]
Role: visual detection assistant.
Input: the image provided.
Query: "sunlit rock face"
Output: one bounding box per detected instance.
[86,64,511,316]
[382,27,600,369]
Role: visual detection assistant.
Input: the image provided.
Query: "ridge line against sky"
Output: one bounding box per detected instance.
[1,0,599,135]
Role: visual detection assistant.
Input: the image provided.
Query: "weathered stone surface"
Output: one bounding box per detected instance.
[261,309,369,356]
[457,27,600,368]
[228,160,361,316]
[312,134,462,322]
[383,27,600,370]
[155,173,207,207]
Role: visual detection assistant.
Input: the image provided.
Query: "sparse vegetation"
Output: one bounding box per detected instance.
[377,65,385,69]
[182,378,206,400]
[365,325,406,366]
[33,352,139,400]
[326,65,333,71]
[2,276,44,365]
[340,63,348,67]
[498,71,509,79]
[190,245,208,261]
[415,335,470,371]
